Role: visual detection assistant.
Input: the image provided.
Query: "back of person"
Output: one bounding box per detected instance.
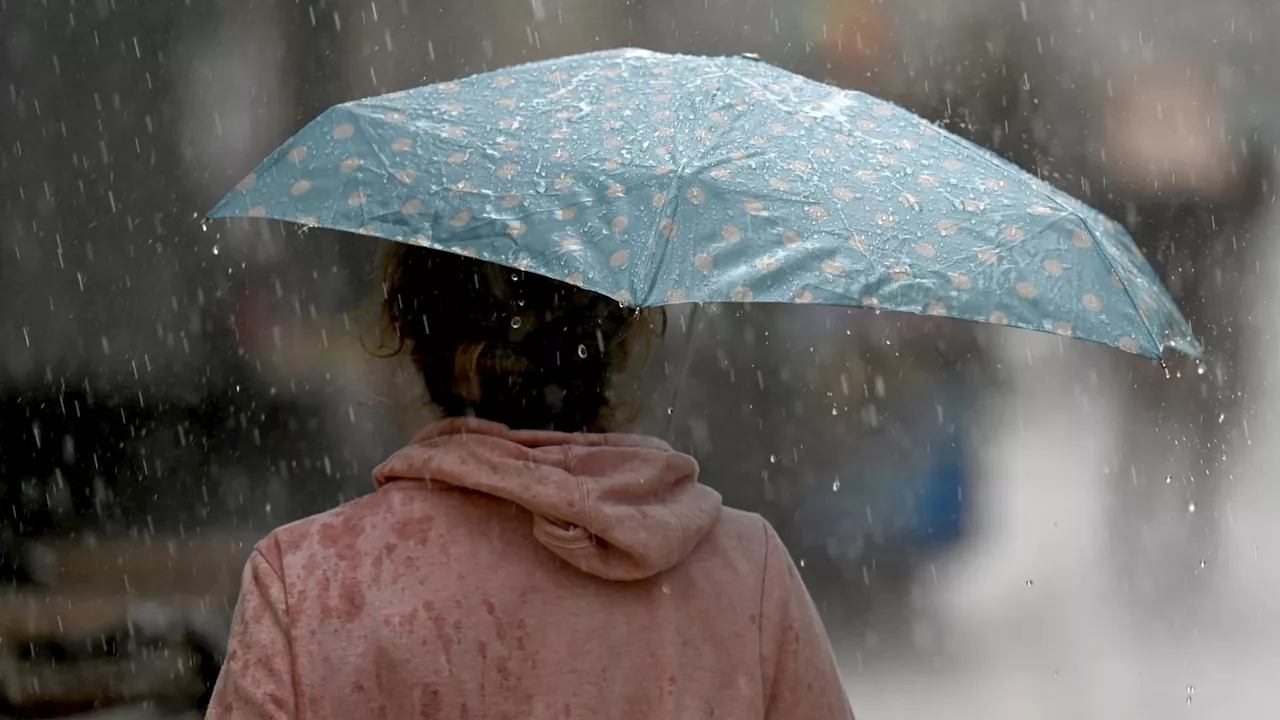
[206,247,854,719]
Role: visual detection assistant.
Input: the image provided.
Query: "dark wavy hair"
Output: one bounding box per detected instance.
[378,243,662,432]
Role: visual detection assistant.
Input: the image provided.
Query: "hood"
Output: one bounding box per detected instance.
[373,418,722,581]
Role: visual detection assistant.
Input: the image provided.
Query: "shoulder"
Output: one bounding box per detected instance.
[253,489,401,571]
[714,505,771,541]
[693,505,776,569]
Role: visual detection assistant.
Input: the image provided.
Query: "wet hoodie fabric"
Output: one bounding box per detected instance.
[206,418,854,719]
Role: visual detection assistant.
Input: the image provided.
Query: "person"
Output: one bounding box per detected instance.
[205,244,855,719]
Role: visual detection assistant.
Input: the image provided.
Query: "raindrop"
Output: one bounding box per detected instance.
[212,245,219,255]
[1188,502,1197,513]
[510,316,522,329]
[1165,474,1173,484]
[577,344,588,358]
[832,478,841,492]
[1025,579,1034,587]
[769,454,777,464]
[1197,364,1207,376]
[661,583,671,595]
[666,407,674,416]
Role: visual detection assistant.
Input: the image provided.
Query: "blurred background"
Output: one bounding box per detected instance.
[2,0,1278,717]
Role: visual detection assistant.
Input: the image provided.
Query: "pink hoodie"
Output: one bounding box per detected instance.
[206,418,854,719]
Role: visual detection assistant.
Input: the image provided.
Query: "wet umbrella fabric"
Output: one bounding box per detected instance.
[210,48,1198,359]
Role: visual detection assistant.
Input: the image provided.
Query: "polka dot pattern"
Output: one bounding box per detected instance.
[209,48,1198,360]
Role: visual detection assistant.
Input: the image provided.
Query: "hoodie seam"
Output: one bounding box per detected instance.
[253,540,305,717]
[564,446,593,532]
[665,455,686,555]
[534,523,596,549]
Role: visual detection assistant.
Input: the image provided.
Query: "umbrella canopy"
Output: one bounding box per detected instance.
[209,48,1198,359]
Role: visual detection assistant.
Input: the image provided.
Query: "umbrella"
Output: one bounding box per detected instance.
[209,48,1199,360]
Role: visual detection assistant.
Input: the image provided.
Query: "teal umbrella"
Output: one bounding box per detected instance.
[210,48,1198,359]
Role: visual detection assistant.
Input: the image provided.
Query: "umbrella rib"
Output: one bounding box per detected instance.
[1070,216,1169,356]
[638,68,737,306]
[932,127,1183,355]
[638,173,686,306]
